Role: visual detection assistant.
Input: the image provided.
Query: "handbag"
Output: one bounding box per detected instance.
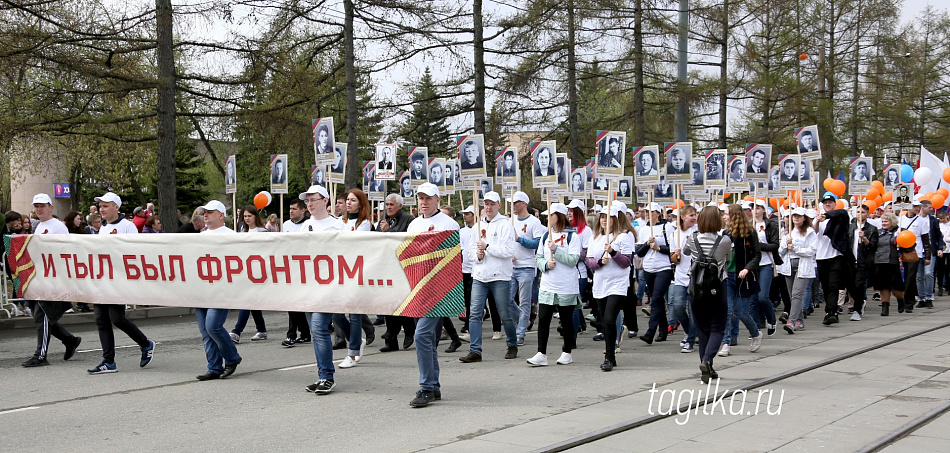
[738,270,759,297]
[899,217,920,263]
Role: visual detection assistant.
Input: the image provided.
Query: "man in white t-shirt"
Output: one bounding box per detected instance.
[898,199,931,313]
[298,185,348,394]
[407,183,460,408]
[459,205,475,337]
[88,192,155,374]
[507,191,545,345]
[21,193,83,368]
[814,193,855,325]
[195,200,243,381]
[280,199,311,347]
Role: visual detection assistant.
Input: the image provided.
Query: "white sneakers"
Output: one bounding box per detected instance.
[339,356,358,368]
[717,344,731,357]
[749,332,762,352]
[556,352,572,365]
[526,352,572,366]
[850,312,862,321]
[491,331,502,340]
[527,352,548,366]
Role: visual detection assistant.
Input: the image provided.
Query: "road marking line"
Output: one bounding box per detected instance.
[0,407,39,416]
[78,342,160,354]
[279,363,317,371]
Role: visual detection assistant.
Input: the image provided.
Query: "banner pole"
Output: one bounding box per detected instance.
[232,192,237,230]
[475,188,481,236]
[280,194,284,226]
[546,189,552,239]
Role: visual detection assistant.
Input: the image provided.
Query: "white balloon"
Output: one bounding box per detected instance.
[259,191,273,206]
[914,167,933,185]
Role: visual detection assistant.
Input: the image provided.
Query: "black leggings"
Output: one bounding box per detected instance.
[537,304,575,355]
[596,295,624,361]
[691,290,727,366]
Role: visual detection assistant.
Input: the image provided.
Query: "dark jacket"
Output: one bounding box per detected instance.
[926,215,943,257]
[383,210,415,233]
[848,220,879,266]
[726,228,761,273]
[874,226,900,265]
[758,218,783,266]
[822,208,854,262]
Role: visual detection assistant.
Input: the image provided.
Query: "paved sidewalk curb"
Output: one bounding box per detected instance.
[0,306,195,330]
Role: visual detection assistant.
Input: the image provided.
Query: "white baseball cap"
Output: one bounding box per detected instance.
[549,202,568,216]
[718,203,729,212]
[754,199,767,208]
[461,205,475,214]
[706,202,719,207]
[540,210,549,216]
[592,204,603,213]
[611,200,628,215]
[805,208,818,219]
[484,191,501,203]
[792,207,806,216]
[741,200,753,210]
[32,193,53,205]
[299,185,330,200]
[94,192,122,207]
[507,191,530,204]
[600,204,622,217]
[202,200,227,215]
[567,199,586,211]
[648,202,663,212]
[417,183,440,197]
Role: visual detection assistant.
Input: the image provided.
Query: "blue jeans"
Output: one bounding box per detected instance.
[196,308,241,375]
[509,267,537,339]
[415,317,440,392]
[469,279,517,354]
[310,312,336,381]
[330,313,364,357]
[752,264,777,325]
[726,273,760,342]
[636,269,648,301]
[917,259,936,300]
[670,284,696,346]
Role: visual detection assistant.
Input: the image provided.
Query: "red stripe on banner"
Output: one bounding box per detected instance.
[745,143,757,153]
[270,154,278,164]
[400,255,462,317]
[397,231,453,262]
[311,118,319,132]
[664,142,676,152]
[456,135,468,146]
[529,141,541,153]
[794,126,803,137]
[595,130,611,143]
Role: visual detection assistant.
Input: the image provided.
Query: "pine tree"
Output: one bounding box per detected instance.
[398,68,453,157]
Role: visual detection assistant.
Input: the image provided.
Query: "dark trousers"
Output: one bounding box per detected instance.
[383,316,416,348]
[817,256,850,315]
[30,301,77,360]
[771,273,791,313]
[902,260,920,309]
[537,304,575,355]
[332,314,374,343]
[285,312,311,341]
[462,273,473,331]
[596,295,624,361]
[644,269,673,337]
[691,289,727,366]
[853,264,870,314]
[232,310,266,334]
[436,317,460,342]
[939,255,950,290]
[94,304,149,363]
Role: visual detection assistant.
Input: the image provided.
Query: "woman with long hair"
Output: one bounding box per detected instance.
[230,206,268,343]
[719,204,762,356]
[567,202,591,339]
[670,205,698,352]
[332,188,372,369]
[586,204,634,371]
[345,189,372,231]
[872,212,902,316]
[64,211,84,235]
[682,207,731,383]
[751,200,779,335]
[527,203,580,367]
[779,207,817,332]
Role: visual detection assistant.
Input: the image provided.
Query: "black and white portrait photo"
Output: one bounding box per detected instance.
[533,146,555,177]
[271,156,287,185]
[705,150,727,188]
[460,139,483,170]
[636,148,659,177]
[444,162,456,191]
[225,155,237,194]
[796,126,821,159]
[497,149,517,177]
[331,146,345,174]
[400,174,414,198]
[885,165,901,188]
[311,166,327,187]
[895,184,912,204]
[666,146,690,175]
[800,160,811,183]
[410,149,428,182]
[746,146,769,175]
[594,178,609,191]
[313,117,335,166]
[769,167,781,190]
[556,156,567,186]
[851,159,870,182]
[617,178,632,198]
[571,169,586,194]
[375,144,396,180]
[428,160,445,186]
[728,157,746,183]
[598,136,623,168]
[654,175,674,198]
[478,178,493,200]
[690,160,705,186]
[781,157,799,182]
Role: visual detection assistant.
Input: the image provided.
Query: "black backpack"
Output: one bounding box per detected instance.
[688,232,725,301]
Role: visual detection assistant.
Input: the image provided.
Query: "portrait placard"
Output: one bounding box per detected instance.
[595,130,625,180]
[849,157,872,194]
[457,134,487,181]
[375,144,397,180]
[443,159,456,195]
[633,145,660,186]
[570,168,586,198]
[704,149,727,189]
[745,144,772,181]
[555,153,569,191]
[225,155,237,194]
[408,147,429,187]
[362,161,385,198]
[795,125,821,160]
[330,143,346,184]
[685,156,705,194]
[531,140,559,188]
[398,171,415,202]
[311,165,328,189]
[476,177,494,201]
[496,146,519,187]
[270,154,289,194]
[653,170,674,204]
[664,142,692,184]
[894,183,913,211]
[801,160,817,199]
[617,176,634,205]
[727,156,747,191]
[883,163,901,189]
[427,158,446,188]
[312,118,336,166]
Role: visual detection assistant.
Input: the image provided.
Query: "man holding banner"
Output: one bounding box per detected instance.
[406,183,460,408]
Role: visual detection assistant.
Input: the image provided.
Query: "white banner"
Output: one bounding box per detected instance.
[5,231,462,318]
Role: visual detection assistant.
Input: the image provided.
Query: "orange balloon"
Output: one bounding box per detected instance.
[769,198,778,209]
[799,53,808,60]
[253,193,268,210]
[863,199,878,211]
[921,193,933,203]
[866,187,880,199]
[830,180,846,197]
[835,199,845,209]
[743,195,753,201]
[872,180,885,193]
[897,230,917,248]
[932,194,947,209]
[875,195,883,206]
[943,167,950,184]
[823,178,835,191]
[673,199,685,208]
[938,188,949,198]
[882,192,893,202]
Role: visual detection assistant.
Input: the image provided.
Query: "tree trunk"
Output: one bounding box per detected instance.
[566,0,580,164]
[718,0,729,148]
[633,0,645,145]
[674,0,689,141]
[343,0,359,188]
[473,0,486,135]
[156,0,177,222]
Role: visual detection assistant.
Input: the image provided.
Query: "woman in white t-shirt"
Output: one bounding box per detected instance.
[752,201,779,336]
[670,205,698,353]
[230,206,269,343]
[586,204,635,371]
[526,203,581,367]
[332,189,373,369]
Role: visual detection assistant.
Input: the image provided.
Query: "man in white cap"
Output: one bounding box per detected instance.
[459,191,518,364]
[88,192,155,374]
[508,191,545,345]
[406,183,460,408]
[192,200,242,380]
[280,198,311,347]
[297,185,348,394]
[21,193,83,368]
[458,205,476,337]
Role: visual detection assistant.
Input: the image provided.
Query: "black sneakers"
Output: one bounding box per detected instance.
[458,351,482,363]
[281,338,296,348]
[306,379,335,394]
[140,340,155,367]
[64,336,82,361]
[822,314,839,326]
[504,346,518,359]
[22,357,50,367]
[410,390,436,408]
